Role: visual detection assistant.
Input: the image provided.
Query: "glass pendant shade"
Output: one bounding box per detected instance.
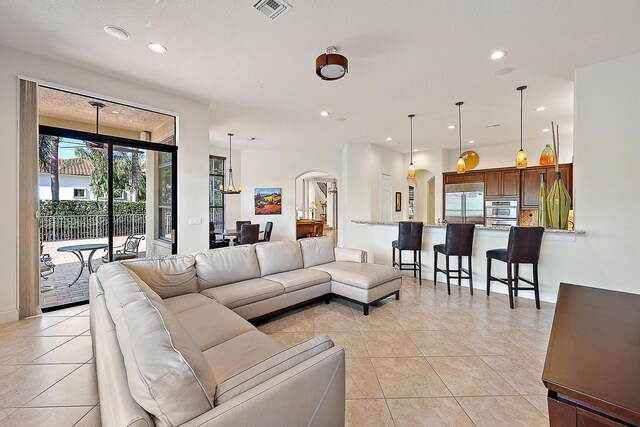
[456,156,466,174]
[407,162,416,178]
[516,149,528,169]
[221,133,241,194]
[539,144,556,166]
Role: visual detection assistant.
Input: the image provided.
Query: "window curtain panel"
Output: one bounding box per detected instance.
[18,79,40,318]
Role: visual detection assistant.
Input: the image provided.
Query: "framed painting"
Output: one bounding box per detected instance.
[255,188,282,215]
[395,192,402,212]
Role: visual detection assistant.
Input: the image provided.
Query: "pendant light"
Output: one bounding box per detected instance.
[219,133,242,194]
[407,114,416,178]
[88,101,105,134]
[455,102,466,174]
[515,85,528,169]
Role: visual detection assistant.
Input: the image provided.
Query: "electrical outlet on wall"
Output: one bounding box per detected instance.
[188,217,202,225]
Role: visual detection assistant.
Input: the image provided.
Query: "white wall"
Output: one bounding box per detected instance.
[370,144,407,223]
[0,45,210,323]
[403,148,447,222]
[209,144,241,231]
[444,137,574,172]
[239,149,342,243]
[342,143,373,248]
[570,52,640,294]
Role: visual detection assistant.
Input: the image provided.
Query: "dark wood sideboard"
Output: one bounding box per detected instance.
[543,283,640,426]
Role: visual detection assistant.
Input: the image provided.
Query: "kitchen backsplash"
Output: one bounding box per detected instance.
[520,209,538,226]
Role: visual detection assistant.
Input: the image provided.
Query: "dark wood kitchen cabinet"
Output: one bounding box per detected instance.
[485,170,519,199]
[521,164,573,209]
[543,284,640,427]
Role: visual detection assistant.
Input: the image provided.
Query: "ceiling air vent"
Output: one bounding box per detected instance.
[253,0,291,20]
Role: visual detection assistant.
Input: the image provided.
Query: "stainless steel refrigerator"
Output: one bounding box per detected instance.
[444,183,485,224]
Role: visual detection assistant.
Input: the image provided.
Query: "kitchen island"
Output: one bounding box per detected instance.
[351,220,585,304]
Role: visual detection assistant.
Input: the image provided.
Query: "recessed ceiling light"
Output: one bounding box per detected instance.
[104,25,130,40]
[111,111,120,115]
[386,137,393,141]
[320,111,330,117]
[413,149,419,152]
[148,43,167,53]
[255,86,263,91]
[248,137,257,142]
[469,140,475,144]
[494,67,514,76]
[490,50,506,60]
[542,128,550,132]
[536,106,546,112]
[448,125,455,129]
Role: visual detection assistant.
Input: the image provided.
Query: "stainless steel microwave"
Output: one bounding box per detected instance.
[485,200,518,225]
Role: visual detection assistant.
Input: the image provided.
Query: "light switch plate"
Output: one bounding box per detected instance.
[188,217,202,225]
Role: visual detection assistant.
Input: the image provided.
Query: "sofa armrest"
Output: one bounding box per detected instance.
[184,346,345,427]
[334,247,367,263]
[215,334,334,405]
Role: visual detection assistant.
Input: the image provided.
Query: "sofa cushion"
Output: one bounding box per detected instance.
[201,278,284,309]
[215,334,334,404]
[299,236,335,268]
[334,247,367,263]
[310,261,401,289]
[255,241,303,276]
[163,293,214,315]
[264,268,331,293]
[195,246,261,290]
[127,269,163,304]
[150,300,218,404]
[122,255,198,299]
[174,301,255,352]
[202,330,285,383]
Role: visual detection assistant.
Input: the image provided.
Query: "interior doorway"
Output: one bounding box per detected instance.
[294,172,338,245]
[407,169,435,225]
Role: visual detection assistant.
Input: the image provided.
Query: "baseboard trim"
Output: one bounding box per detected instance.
[0,309,19,324]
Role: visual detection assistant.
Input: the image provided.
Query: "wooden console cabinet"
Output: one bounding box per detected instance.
[543,284,640,426]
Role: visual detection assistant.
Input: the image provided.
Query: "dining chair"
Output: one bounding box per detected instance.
[260,221,273,242]
[239,223,260,245]
[233,221,251,244]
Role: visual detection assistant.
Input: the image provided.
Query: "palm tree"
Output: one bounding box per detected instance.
[39,135,60,200]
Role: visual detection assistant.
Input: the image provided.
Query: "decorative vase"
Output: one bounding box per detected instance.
[539,144,556,166]
[547,171,571,229]
[538,172,548,228]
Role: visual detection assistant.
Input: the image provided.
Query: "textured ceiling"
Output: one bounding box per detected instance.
[2,0,640,152]
[38,87,174,133]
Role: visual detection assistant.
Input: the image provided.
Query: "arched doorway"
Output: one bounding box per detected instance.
[295,171,338,245]
[407,169,435,224]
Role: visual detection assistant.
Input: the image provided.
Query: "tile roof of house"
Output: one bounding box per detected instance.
[39,159,93,176]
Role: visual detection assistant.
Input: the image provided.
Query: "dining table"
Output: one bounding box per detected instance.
[57,242,108,286]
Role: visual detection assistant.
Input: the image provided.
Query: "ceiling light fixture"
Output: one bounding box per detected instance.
[455,102,466,174]
[219,133,242,194]
[469,140,475,144]
[542,128,550,132]
[320,111,330,117]
[407,114,416,178]
[111,111,120,115]
[104,25,130,40]
[516,86,528,169]
[448,125,455,129]
[316,46,348,81]
[148,43,167,53]
[490,50,506,60]
[386,137,392,141]
[536,106,546,112]
[88,101,105,134]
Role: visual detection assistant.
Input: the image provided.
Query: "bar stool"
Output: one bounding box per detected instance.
[486,226,544,309]
[392,221,424,283]
[433,223,476,295]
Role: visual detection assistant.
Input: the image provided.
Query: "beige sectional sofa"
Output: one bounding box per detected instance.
[90,236,401,427]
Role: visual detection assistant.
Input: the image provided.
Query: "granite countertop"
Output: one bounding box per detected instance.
[351,219,584,234]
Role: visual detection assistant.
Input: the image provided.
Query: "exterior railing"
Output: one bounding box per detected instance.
[39,214,147,242]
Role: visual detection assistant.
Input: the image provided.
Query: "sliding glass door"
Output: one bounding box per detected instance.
[38,128,177,310]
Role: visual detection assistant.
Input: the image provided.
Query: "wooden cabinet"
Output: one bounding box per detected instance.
[484,170,520,199]
[444,171,484,185]
[521,164,573,209]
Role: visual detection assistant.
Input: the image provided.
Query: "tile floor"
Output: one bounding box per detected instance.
[0,276,554,426]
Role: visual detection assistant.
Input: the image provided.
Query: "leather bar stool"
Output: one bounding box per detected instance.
[433,223,476,295]
[486,226,545,309]
[392,221,424,283]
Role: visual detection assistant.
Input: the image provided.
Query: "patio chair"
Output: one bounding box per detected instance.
[40,252,56,280]
[102,235,145,263]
